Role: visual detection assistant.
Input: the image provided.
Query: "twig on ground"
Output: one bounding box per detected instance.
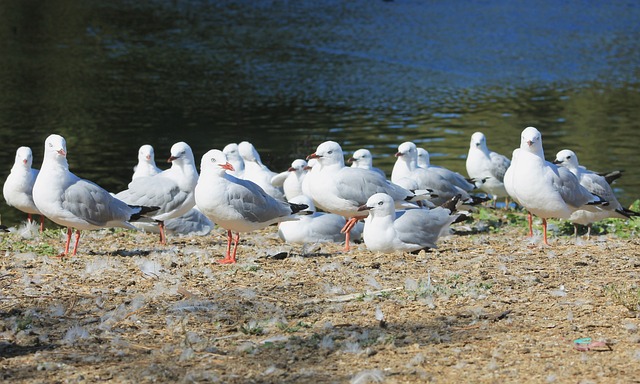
[303,287,403,304]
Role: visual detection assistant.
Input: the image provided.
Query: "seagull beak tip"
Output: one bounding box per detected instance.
[221,162,235,171]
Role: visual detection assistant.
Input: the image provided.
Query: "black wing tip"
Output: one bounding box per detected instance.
[469,194,491,205]
[128,205,160,221]
[452,213,470,224]
[599,169,624,185]
[586,194,608,206]
[441,194,461,212]
[616,207,640,219]
[289,203,309,214]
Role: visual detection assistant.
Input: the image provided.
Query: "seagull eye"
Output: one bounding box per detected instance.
[378,201,383,206]
[327,150,333,154]
[567,155,571,159]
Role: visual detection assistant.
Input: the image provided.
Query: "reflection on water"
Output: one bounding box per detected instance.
[0,0,639,225]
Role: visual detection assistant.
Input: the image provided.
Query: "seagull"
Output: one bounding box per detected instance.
[32,134,158,256]
[392,142,486,207]
[238,141,285,200]
[195,149,308,264]
[305,141,425,251]
[132,144,162,181]
[278,195,363,244]
[116,142,199,244]
[222,143,245,177]
[553,149,639,238]
[416,147,430,169]
[3,146,45,230]
[503,127,606,245]
[128,145,212,237]
[358,193,462,253]
[416,147,474,191]
[271,159,308,201]
[348,148,386,178]
[465,132,511,206]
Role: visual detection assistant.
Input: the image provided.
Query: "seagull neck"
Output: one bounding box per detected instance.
[523,145,545,159]
[42,156,69,172]
[565,163,580,174]
[321,162,343,171]
[11,163,28,173]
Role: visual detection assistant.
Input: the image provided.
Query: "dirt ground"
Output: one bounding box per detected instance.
[0,210,639,384]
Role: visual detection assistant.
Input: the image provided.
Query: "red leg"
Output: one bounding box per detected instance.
[219,231,239,264]
[224,230,233,259]
[231,233,240,262]
[27,213,33,224]
[340,218,351,233]
[343,230,352,252]
[340,217,363,252]
[542,218,550,246]
[39,215,45,232]
[71,229,81,255]
[158,221,166,244]
[59,227,72,258]
[527,212,533,237]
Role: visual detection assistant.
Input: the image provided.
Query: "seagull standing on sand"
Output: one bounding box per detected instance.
[465,132,511,206]
[392,142,485,207]
[553,149,639,238]
[116,142,199,244]
[32,134,157,256]
[358,193,461,253]
[3,146,45,230]
[238,141,285,201]
[278,195,363,244]
[504,127,606,245]
[132,144,162,181]
[195,150,308,264]
[128,144,213,237]
[416,147,474,192]
[305,141,423,251]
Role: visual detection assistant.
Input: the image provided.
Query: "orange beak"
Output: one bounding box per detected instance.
[220,162,235,171]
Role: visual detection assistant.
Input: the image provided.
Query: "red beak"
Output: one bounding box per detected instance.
[220,162,235,171]
[306,153,320,160]
[526,140,533,147]
[394,152,403,157]
[168,156,178,163]
[57,149,67,157]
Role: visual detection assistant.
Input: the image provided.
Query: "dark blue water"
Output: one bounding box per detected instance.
[1,0,639,225]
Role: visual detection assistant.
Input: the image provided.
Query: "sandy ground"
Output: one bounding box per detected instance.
[0,211,639,384]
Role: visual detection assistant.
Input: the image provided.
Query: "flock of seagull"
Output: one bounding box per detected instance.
[2,127,637,263]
